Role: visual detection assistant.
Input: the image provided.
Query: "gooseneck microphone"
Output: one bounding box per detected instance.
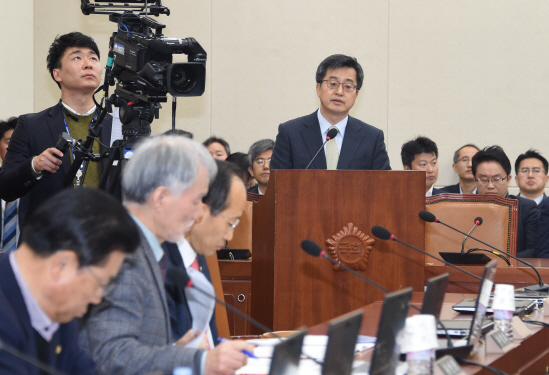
[370,226,482,281]
[305,127,339,170]
[419,210,549,291]
[301,239,389,293]
[461,217,483,253]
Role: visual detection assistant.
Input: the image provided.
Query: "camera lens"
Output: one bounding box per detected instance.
[170,65,196,93]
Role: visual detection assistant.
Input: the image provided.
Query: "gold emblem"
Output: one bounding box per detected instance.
[55,345,62,355]
[325,223,375,272]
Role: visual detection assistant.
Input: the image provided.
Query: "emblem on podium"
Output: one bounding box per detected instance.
[325,223,374,272]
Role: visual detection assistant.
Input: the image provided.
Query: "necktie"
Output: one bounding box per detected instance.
[2,201,17,253]
[326,126,339,170]
[190,257,199,271]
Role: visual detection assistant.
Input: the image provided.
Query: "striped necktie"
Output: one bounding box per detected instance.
[325,126,339,170]
[2,201,17,253]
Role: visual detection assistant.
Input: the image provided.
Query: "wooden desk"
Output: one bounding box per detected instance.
[219,259,252,336]
[308,293,549,374]
[426,259,549,294]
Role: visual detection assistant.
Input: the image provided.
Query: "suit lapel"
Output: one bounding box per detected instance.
[47,104,72,176]
[300,112,326,169]
[337,116,364,169]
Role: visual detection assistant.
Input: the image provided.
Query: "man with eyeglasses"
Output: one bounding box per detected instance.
[0,188,139,374]
[514,149,549,205]
[472,146,539,258]
[443,144,480,194]
[247,139,274,195]
[270,54,390,170]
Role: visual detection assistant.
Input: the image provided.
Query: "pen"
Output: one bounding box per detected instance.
[219,337,257,359]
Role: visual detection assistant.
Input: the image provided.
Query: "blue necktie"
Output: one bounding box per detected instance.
[3,201,17,253]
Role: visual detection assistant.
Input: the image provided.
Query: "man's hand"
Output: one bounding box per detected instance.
[174,329,210,350]
[33,148,64,174]
[204,340,254,375]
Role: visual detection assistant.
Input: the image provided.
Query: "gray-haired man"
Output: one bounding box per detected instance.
[79,135,253,375]
[247,139,274,195]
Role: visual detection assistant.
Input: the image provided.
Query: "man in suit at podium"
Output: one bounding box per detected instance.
[270,54,391,170]
[472,146,539,258]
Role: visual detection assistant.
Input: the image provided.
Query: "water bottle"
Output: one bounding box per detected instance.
[173,367,192,375]
[406,348,434,375]
[493,308,513,340]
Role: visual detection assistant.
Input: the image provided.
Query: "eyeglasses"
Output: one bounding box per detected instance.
[457,157,471,164]
[323,79,357,93]
[519,167,545,175]
[86,267,116,296]
[476,176,509,185]
[219,213,240,229]
[254,158,271,166]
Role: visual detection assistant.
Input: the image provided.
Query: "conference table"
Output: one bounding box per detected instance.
[307,292,549,375]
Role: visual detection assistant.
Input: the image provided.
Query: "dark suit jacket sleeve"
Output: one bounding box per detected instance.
[517,197,540,258]
[0,115,38,201]
[270,123,293,169]
[371,128,391,170]
[537,198,549,258]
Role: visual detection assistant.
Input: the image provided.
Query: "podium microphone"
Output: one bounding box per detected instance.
[370,226,481,281]
[461,217,483,253]
[0,338,66,375]
[419,210,549,292]
[305,127,339,170]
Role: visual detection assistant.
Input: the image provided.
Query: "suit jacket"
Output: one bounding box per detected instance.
[0,102,113,226]
[0,254,96,375]
[270,111,391,170]
[247,184,260,195]
[442,183,461,194]
[432,187,447,195]
[537,197,549,258]
[509,194,540,258]
[78,228,204,375]
[163,242,220,344]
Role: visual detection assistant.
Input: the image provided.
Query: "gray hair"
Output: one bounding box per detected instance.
[122,135,217,204]
[248,139,275,165]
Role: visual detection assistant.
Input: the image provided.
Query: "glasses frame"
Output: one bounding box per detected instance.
[518,167,545,175]
[86,266,116,296]
[254,158,271,167]
[475,175,509,186]
[219,213,240,229]
[322,79,357,93]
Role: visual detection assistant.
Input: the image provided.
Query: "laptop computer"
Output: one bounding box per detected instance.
[268,329,307,375]
[321,310,363,375]
[352,287,413,375]
[452,298,536,316]
[421,273,449,318]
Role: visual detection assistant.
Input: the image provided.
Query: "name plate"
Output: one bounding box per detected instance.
[434,355,466,375]
[486,329,513,353]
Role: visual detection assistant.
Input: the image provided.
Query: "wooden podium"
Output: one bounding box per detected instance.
[250,170,427,333]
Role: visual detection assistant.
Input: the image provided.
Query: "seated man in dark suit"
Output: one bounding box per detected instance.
[246,139,274,195]
[0,188,139,375]
[514,149,548,205]
[537,197,549,258]
[270,54,390,170]
[164,160,247,346]
[401,136,445,196]
[0,32,113,227]
[443,144,479,194]
[472,146,539,258]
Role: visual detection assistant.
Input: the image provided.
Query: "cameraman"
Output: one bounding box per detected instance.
[0,32,113,226]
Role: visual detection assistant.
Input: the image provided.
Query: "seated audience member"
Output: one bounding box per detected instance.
[537,196,549,258]
[443,144,479,194]
[164,160,247,345]
[0,117,19,253]
[514,149,548,205]
[204,136,230,160]
[79,135,252,375]
[0,188,139,374]
[401,136,445,196]
[226,152,255,189]
[0,117,17,165]
[472,146,539,258]
[247,139,274,195]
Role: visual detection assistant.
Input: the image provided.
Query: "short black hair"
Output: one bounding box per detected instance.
[453,144,479,164]
[0,117,17,139]
[21,188,139,267]
[203,136,231,156]
[400,136,439,169]
[472,145,511,177]
[316,54,364,91]
[204,160,242,216]
[515,149,548,175]
[47,32,100,89]
[226,152,252,181]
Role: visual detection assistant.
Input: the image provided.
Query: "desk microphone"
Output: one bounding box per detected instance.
[166,268,324,365]
[370,226,481,281]
[305,127,339,169]
[419,210,549,292]
[0,338,66,375]
[461,217,483,253]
